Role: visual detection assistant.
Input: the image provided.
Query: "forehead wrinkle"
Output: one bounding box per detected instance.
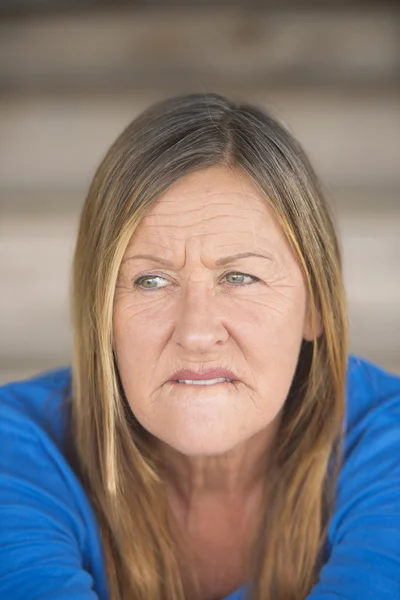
[138,215,260,237]
[142,202,268,225]
[129,208,278,243]
[152,187,265,210]
[157,194,266,217]
[145,202,254,222]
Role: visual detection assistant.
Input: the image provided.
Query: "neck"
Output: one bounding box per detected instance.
[155,423,278,505]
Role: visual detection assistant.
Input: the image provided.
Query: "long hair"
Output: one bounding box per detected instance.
[70,92,348,600]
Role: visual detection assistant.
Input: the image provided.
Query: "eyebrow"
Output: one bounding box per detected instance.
[124,252,272,267]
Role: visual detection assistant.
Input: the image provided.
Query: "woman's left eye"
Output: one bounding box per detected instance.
[133,272,259,291]
[224,272,259,286]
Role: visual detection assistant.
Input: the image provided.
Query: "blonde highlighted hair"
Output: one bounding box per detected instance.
[70,93,348,599]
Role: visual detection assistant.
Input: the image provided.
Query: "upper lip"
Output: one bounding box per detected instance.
[169,367,238,381]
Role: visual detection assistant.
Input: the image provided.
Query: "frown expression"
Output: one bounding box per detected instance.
[113,165,313,455]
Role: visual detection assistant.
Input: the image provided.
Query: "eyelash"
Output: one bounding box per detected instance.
[133,271,260,292]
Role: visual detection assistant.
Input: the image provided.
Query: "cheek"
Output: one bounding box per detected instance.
[112,302,168,399]
[113,295,162,348]
[244,292,307,391]
[243,283,307,344]
[112,308,143,382]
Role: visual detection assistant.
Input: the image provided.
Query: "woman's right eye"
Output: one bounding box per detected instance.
[133,275,169,291]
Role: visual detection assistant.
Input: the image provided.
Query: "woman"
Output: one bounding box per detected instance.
[1,93,399,600]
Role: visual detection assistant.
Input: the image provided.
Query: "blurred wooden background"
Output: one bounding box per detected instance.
[0,0,399,384]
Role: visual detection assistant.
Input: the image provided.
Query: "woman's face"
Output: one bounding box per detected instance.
[113,165,314,456]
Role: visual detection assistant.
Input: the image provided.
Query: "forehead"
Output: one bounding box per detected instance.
[124,165,296,269]
[134,165,277,236]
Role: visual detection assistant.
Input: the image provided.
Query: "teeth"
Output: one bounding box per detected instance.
[177,377,232,385]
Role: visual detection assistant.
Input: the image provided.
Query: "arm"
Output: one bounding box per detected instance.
[307,387,400,599]
[0,399,106,600]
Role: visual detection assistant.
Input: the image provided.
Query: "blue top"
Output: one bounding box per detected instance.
[1,355,399,600]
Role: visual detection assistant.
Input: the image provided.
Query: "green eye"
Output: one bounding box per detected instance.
[134,275,167,290]
[141,278,154,288]
[225,272,259,286]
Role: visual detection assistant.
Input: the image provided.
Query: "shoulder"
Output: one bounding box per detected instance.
[0,367,72,448]
[0,367,86,518]
[307,356,400,598]
[0,366,84,517]
[329,354,400,546]
[344,354,400,456]
[0,369,108,599]
[0,367,94,545]
[346,353,400,417]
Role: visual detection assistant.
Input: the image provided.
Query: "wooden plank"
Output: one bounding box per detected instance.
[0,0,393,18]
[0,213,76,364]
[0,89,399,191]
[0,7,399,92]
[337,212,400,310]
[0,189,85,214]
[1,209,399,374]
[327,185,400,215]
[337,212,400,369]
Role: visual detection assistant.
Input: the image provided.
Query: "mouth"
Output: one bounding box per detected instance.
[169,377,235,386]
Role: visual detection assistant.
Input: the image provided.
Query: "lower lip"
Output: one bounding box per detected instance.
[168,380,235,386]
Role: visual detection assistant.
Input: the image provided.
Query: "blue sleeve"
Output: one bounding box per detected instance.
[307,383,400,598]
[0,397,103,599]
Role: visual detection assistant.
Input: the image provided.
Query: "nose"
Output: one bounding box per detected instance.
[172,282,228,353]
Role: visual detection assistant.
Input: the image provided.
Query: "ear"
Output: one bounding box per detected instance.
[303,300,323,342]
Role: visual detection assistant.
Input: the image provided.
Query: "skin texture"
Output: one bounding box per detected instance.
[113,165,313,530]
